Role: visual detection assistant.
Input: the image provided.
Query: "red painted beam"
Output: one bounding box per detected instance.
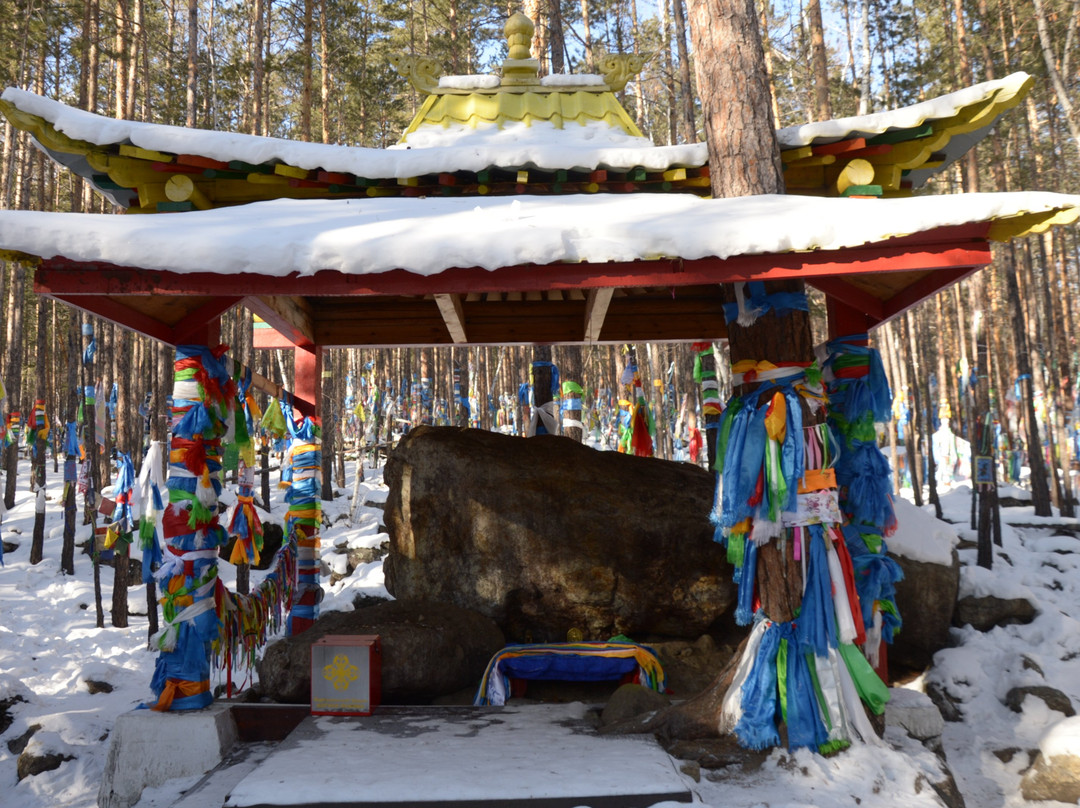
[35,240,993,299]
[50,294,179,344]
[825,295,875,340]
[880,265,980,324]
[808,278,886,322]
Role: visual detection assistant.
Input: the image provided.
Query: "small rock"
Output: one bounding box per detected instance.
[679,760,701,782]
[600,684,670,726]
[0,694,28,735]
[917,770,967,808]
[925,681,964,722]
[1005,686,1075,717]
[886,689,944,741]
[953,595,1036,631]
[347,545,387,568]
[2,539,17,555]
[992,747,1037,765]
[1021,752,1080,803]
[6,723,41,755]
[85,679,114,695]
[17,749,75,781]
[665,737,768,771]
[1021,655,1045,676]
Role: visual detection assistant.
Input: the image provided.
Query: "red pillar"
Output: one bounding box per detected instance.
[293,346,322,421]
[826,296,873,341]
[289,344,322,635]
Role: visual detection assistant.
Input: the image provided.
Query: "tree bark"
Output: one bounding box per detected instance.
[806,0,832,121]
[186,0,198,127]
[688,0,783,197]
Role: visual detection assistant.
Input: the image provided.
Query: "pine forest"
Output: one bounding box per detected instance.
[0,0,1077,552]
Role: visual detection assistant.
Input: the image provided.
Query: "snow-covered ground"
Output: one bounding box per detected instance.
[2,453,1079,808]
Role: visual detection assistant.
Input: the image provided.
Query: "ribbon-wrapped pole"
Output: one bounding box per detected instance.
[147,344,234,711]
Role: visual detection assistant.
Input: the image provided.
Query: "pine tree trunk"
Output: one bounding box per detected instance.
[688,0,782,197]
[672,0,696,141]
[3,263,25,511]
[29,299,47,565]
[61,324,78,576]
[186,0,197,127]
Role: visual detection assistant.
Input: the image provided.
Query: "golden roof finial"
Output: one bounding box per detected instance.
[501,12,539,86]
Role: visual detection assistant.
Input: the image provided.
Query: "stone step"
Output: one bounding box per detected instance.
[223,704,693,808]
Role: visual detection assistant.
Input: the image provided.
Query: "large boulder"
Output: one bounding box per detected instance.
[886,500,962,673]
[890,550,960,671]
[383,426,733,642]
[257,598,504,704]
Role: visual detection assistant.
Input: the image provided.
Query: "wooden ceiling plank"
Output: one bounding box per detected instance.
[584,287,615,342]
[434,293,468,343]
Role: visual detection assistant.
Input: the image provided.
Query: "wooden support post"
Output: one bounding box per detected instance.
[294,345,322,420]
[826,295,873,340]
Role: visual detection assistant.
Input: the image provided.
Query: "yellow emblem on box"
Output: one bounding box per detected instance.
[324,654,360,691]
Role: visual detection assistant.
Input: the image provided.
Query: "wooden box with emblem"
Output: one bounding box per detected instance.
[310,635,381,716]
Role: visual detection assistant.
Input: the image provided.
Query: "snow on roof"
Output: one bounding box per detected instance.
[775,72,1032,147]
[0,71,1031,179]
[1,191,1076,279]
[0,87,705,176]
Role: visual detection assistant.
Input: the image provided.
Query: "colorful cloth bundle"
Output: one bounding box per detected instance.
[137,441,166,584]
[825,335,903,668]
[721,281,810,327]
[4,411,20,447]
[148,344,235,712]
[213,538,296,676]
[280,400,322,632]
[26,400,49,454]
[711,354,891,752]
[474,641,667,706]
[628,364,655,457]
[692,342,723,420]
[104,452,136,551]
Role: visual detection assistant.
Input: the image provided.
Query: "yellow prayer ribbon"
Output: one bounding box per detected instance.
[764,391,787,442]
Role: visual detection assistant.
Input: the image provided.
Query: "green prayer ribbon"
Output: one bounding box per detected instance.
[777,637,790,723]
[838,643,890,715]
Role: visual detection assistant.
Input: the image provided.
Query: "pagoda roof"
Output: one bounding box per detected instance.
[0,65,1033,209]
[1,191,1076,347]
[0,12,1067,352]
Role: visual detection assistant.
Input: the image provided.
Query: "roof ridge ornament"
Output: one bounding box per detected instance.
[388,53,441,95]
[597,53,647,93]
[501,12,540,87]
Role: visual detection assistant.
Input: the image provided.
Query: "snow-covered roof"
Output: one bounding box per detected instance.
[1,192,1076,279]
[0,71,1033,198]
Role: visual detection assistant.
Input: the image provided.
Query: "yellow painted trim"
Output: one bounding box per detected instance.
[781,146,813,164]
[274,163,310,179]
[988,207,1080,241]
[119,144,173,163]
[0,249,41,265]
[246,173,289,185]
[86,153,163,188]
[784,154,837,168]
[0,100,99,158]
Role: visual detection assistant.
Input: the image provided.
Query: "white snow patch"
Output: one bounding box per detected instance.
[888,496,959,565]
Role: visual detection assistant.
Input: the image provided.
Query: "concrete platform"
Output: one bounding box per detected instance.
[223,704,693,808]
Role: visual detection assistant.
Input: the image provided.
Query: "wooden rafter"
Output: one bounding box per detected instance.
[434,293,468,342]
[584,287,615,342]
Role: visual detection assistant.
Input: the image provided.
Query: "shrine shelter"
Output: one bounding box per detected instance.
[0,12,1078,714]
